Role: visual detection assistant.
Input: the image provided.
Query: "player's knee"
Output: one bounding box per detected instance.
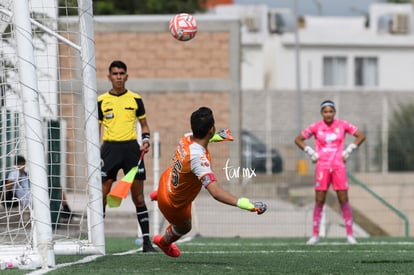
[132,195,146,206]
[315,198,325,205]
[183,225,191,234]
[174,224,191,235]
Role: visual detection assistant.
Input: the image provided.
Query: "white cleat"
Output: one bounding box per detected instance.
[306,236,319,245]
[347,235,358,244]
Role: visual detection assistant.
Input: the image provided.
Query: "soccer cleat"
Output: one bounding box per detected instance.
[142,242,157,253]
[150,190,158,201]
[306,236,319,245]
[347,235,358,245]
[153,235,181,257]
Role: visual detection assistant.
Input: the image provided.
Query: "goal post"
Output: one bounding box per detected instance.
[77,0,105,255]
[0,0,104,269]
[14,0,55,268]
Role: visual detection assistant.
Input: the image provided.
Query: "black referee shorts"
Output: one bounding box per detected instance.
[100,140,146,181]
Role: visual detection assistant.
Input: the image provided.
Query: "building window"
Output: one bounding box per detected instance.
[355,57,378,87]
[323,57,347,87]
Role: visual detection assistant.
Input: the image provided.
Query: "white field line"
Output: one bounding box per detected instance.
[25,239,414,274]
[180,249,414,254]
[27,255,103,275]
[27,236,195,274]
[185,241,414,246]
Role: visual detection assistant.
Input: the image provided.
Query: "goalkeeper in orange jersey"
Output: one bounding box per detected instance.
[151,107,267,257]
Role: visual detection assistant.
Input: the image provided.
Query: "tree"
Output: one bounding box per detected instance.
[59,0,206,16]
[386,0,411,3]
[58,0,78,16]
[388,103,414,171]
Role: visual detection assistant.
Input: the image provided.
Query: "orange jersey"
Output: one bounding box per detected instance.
[159,133,215,209]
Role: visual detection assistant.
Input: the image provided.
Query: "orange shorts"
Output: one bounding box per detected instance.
[157,169,192,227]
[314,167,348,191]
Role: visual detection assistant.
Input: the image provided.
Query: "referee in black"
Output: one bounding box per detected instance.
[98,60,155,252]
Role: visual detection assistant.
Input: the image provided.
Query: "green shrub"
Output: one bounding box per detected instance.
[388,103,414,171]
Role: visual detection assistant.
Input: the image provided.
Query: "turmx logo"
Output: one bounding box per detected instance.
[222,159,256,181]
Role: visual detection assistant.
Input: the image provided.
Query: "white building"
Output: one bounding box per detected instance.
[214,3,414,92]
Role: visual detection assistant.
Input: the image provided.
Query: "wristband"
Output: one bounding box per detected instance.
[142,133,150,143]
[237,197,254,211]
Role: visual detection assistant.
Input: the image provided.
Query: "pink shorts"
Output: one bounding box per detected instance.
[314,167,348,191]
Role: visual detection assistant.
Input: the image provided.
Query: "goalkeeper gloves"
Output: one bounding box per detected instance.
[304,146,319,162]
[209,128,234,143]
[253,201,267,215]
[342,143,357,161]
[237,197,267,215]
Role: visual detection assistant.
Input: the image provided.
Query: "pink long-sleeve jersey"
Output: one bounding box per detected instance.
[301,119,358,169]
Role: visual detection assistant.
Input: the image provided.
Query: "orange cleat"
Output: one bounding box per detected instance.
[153,235,181,257]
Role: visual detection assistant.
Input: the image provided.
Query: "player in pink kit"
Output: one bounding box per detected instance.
[294,100,365,245]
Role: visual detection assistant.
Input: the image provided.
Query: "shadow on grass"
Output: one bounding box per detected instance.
[360,259,414,264]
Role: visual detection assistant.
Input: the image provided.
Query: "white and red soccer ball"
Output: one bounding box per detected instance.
[169,13,197,41]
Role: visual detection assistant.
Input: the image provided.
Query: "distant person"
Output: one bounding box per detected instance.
[98,60,155,252]
[5,155,79,221]
[294,100,365,245]
[6,155,31,208]
[151,107,267,257]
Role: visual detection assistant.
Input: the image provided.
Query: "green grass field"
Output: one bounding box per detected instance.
[5,237,414,274]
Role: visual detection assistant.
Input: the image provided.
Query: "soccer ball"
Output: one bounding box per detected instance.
[169,13,197,41]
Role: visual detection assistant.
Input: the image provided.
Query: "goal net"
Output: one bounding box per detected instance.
[0,0,104,269]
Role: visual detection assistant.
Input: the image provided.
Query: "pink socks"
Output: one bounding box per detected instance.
[312,201,353,237]
[312,202,324,236]
[340,201,353,236]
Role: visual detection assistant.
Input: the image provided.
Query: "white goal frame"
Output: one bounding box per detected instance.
[0,0,104,269]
